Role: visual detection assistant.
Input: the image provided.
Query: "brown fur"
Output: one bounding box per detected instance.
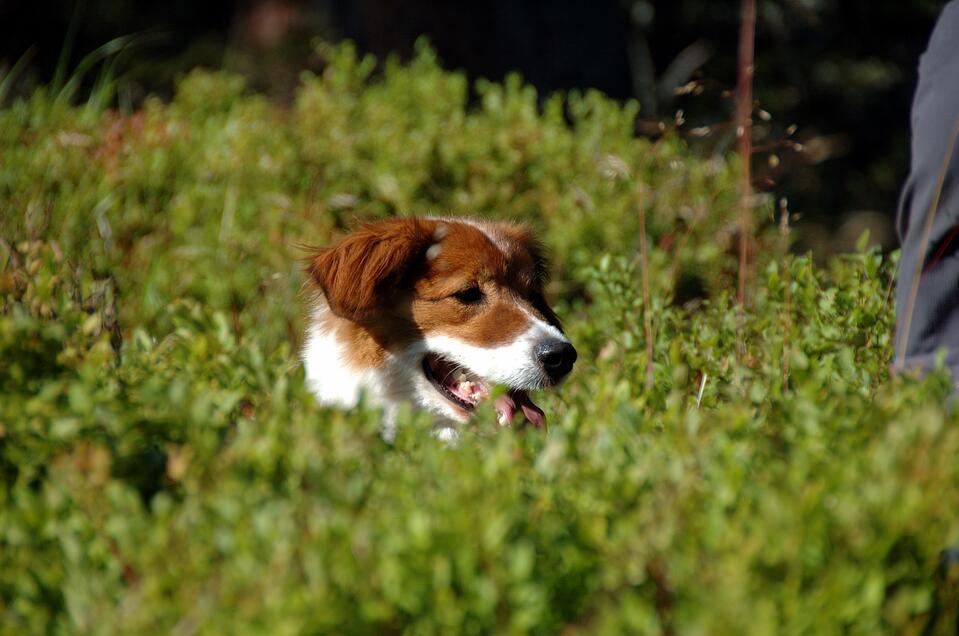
[306,217,560,367]
[307,218,435,320]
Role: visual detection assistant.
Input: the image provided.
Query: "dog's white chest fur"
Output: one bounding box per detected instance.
[302,307,380,409]
[301,304,424,440]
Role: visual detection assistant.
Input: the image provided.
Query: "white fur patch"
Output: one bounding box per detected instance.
[302,309,381,408]
[432,424,460,445]
[422,315,567,391]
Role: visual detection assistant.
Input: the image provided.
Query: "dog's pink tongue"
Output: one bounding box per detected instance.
[494,390,546,428]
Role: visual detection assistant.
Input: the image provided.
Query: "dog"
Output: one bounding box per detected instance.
[301,216,577,441]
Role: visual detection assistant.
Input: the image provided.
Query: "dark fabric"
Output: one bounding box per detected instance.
[895,0,959,378]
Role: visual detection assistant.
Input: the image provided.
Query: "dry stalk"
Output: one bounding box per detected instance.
[779,200,792,393]
[735,0,756,358]
[696,373,708,408]
[638,187,655,391]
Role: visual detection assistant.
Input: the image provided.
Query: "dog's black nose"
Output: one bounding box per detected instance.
[536,339,577,381]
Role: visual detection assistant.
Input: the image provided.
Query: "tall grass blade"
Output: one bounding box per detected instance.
[0,46,36,106]
[52,0,86,92]
[54,34,141,108]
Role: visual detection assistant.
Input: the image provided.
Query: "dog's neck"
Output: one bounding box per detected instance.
[302,301,386,408]
[301,299,462,442]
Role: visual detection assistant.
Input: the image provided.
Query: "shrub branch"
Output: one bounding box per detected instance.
[735,0,756,357]
[638,187,655,390]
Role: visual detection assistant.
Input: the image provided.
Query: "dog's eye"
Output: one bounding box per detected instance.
[452,286,484,304]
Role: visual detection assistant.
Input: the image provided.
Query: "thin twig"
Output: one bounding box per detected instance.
[894,114,959,372]
[735,0,756,357]
[638,188,655,390]
[779,200,792,393]
[696,373,708,408]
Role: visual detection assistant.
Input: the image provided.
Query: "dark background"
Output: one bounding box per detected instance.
[0,0,947,252]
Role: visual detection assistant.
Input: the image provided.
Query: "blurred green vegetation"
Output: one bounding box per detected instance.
[3,0,942,244]
[2,44,958,634]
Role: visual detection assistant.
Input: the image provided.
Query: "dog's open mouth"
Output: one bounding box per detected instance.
[422,354,546,427]
[422,354,489,411]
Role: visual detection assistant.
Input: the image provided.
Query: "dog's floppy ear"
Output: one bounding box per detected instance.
[307,218,434,321]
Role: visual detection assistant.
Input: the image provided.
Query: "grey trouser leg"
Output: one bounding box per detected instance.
[895,0,959,378]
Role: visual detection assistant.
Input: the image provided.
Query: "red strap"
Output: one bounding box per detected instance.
[923,223,959,274]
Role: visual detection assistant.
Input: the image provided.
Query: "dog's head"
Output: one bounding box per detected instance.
[306,217,577,426]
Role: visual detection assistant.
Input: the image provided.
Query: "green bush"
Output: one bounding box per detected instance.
[1,44,957,634]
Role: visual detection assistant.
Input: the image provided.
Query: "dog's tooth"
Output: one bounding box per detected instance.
[497,412,510,426]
